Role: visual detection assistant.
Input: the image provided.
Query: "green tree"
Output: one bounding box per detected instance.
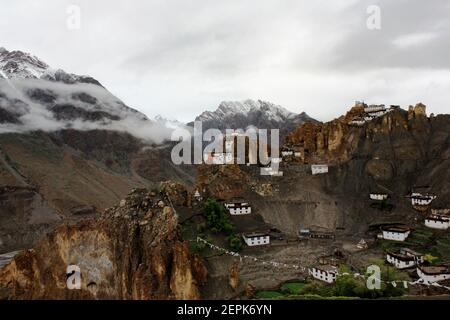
[202,198,242,251]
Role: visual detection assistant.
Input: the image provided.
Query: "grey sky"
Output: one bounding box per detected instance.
[1,0,449,122]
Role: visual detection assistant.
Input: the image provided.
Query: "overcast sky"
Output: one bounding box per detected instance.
[1,0,449,122]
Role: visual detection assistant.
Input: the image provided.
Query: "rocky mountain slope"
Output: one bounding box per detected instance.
[0,49,196,253]
[0,188,207,299]
[189,99,316,138]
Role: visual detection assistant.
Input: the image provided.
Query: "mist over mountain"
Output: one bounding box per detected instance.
[0,48,177,144]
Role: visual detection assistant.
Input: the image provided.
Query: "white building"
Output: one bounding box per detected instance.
[369,193,389,201]
[417,264,450,283]
[364,105,386,113]
[311,164,329,175]
[367,110,387,118]
[242,233,270,246]
[425,215,449,230]
[386,248,423,269]
[225,201,252,215]
[203,152,234,165]
[411,193,436,206]
[308,266,338,284]
[349,118,366,126]
[281,150,294,157]
[260,167,283,176]
[378,226,411,242]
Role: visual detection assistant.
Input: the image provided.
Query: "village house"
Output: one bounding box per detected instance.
[386,248,423,269]
[410,192,436,206]
[378,226,411,242]
[242,232,270,246]
[203,152,234,165]
[308,265,338,284]
[369,192,389,201]
[298,228,311,240]
[281,147,294,157]
[311,164,328,175]
[417,264,450,283]
[224,200,252,215]
[424,214,450,230]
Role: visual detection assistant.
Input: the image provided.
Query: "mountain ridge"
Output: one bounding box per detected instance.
[188,99,317,138]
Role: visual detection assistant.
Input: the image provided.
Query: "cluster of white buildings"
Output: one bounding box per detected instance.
[311,164,328,175]
[386,248,424,269]
[378,226,411,242]
[363,105,388,121]
[349,103,399,126]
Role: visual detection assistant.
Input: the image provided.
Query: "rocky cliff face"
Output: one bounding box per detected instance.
[193,103,449,237]
[0,188,207,299]
[285,103,448,167]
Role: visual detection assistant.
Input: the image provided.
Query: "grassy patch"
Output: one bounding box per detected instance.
[280,282,306,294]
[255,291,285,299]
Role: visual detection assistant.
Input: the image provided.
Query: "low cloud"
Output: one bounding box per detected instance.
[0,78,180,144]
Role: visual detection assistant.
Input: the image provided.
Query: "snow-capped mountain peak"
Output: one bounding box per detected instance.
[0,48,50,79]
[190,99,316,137]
